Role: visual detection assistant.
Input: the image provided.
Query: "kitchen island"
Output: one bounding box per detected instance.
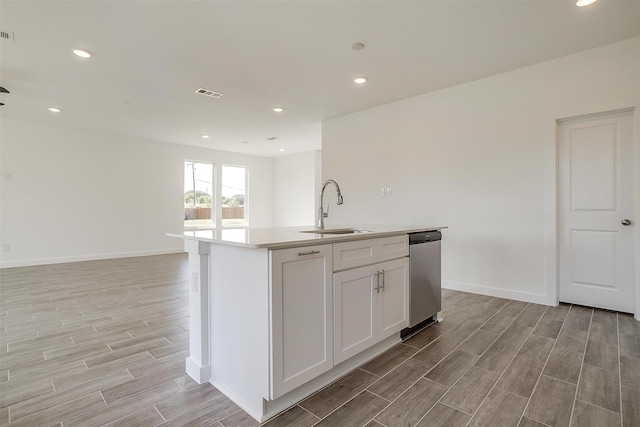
[167,225,446,422]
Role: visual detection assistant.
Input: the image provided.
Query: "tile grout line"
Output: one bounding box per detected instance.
[9,261,634,427]
[420,297,526,425]
[363,362,444,426]
[617,313,624,427]
[524,307,574,393]
[336,294,502,427]
[420,298,522,427]
[566,306,594,427]
[152,404,166,423]
[307,389,378,427]
[382,297,518,427]
[362,388,392,403]
[462,303,553,427]
[296,404,321,423]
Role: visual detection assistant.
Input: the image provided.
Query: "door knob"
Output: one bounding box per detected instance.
[621,219,632,226]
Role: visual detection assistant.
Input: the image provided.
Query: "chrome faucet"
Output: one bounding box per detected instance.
[317,179,344,229]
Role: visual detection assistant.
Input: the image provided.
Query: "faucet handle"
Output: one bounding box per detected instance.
[323,204,329,218]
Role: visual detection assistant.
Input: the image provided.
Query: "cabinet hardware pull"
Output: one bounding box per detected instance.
[298,250,320,256]
[374,271,380,293]
[380,269,385,292]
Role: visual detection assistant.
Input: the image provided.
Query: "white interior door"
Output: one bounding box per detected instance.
[558,110,636,313]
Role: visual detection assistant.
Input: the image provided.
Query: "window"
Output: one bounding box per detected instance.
[184,161,214,228]
[221,165,246,227]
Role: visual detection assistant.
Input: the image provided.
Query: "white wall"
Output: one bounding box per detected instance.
[272,150,321,227]
[0,118,275,267]
[322,37,640,305]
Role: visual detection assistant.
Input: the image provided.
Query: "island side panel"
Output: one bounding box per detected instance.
[185,239,211,383]
[209,243,270,419]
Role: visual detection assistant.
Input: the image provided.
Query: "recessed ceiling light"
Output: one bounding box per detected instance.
[279,148,285,152]
[48,107,61,113]
[354,77,367,85]
[242,141,249,144]
[576,0,598,5]
[273,107,284,113]
[201,134,210,139]
[267,136,277,141]
[73,49,93,58]
[351,42,365,51]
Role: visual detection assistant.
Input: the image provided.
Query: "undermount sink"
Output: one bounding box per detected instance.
[299,228,372,235]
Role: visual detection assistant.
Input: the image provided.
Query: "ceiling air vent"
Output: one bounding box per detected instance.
[195,88,223,99]
[0,30,15,41]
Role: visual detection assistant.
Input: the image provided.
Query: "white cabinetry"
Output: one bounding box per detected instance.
[269,244,333,399]
[333,236,409,364]
[179,227,443,423]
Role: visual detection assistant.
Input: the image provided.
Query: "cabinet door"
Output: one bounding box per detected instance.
[377,257,410,340]
[270,245,333,399]
[333,265,377,364]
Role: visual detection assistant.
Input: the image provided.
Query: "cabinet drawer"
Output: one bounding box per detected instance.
[378,235,409,262]
[333,235,409,272]
[333,239,377,272]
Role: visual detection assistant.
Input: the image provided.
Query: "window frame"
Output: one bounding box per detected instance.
[220,163,248,229]
[183,160,216,229]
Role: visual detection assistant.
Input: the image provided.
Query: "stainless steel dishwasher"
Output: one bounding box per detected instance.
[402,230,442,338]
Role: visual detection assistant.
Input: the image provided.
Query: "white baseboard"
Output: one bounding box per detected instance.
[185,357,211,384]
[443,280,555,306]
[0,248,185,269]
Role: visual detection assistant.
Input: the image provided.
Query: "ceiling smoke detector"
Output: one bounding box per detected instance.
[195,88,223,98]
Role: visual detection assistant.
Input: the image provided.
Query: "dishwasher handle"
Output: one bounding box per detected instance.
[409,231,442,244]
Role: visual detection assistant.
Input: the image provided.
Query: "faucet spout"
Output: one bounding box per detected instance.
[318,179,344,230]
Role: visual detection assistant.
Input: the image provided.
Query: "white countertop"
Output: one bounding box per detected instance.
[167,225,447,249]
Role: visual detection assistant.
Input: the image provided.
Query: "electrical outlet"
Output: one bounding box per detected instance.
[381,187,393,196]
[190,272,199,292]
[2,244,10,252]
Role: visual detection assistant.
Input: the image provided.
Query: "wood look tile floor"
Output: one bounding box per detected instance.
[1,253,639,427]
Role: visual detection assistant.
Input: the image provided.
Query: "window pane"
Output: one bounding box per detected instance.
[221,165,246,227]
[184,162,214,228]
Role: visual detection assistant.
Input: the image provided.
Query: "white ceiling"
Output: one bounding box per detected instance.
[1,1,638,157]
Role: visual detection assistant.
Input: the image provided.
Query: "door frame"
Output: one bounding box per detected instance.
[544,106,639,319]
